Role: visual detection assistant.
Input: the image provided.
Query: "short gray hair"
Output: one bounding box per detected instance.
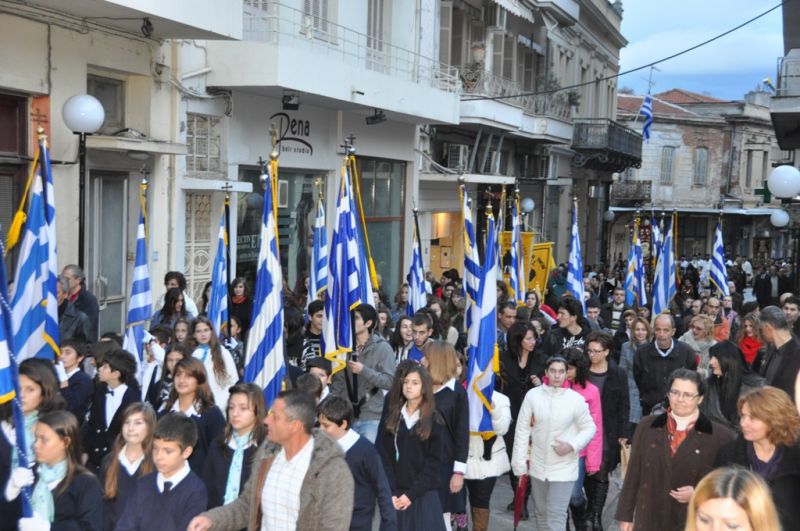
[57,275,70,294]
[62,264,85,282]
[278,389,316,434]
[759,306,789,331]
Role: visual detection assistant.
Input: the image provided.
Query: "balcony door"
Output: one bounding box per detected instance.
[366,0,387,73]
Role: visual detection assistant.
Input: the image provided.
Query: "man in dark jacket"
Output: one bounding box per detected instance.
[599,287,630,334]
[62,264,99,341]
[633,314,697,415]
[758,306,800,402]
[754,265,790,309]
[57,275,92,344]
[544,297,590,356]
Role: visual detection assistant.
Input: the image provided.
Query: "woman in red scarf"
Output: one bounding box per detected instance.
[229,277,253,336]
[736,313,763,367]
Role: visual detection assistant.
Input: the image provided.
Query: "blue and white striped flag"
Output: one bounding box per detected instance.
[244,166,286,408]
[40,139,59,357]
[323,166,363,375]
[122,191,152,367]
[11,175,54,361]
[509,196,525,307]
[624,219,647,307]
[640,94,653,142]
[652,219,677,317]
[567,201,586,316]
[651,215,662,268]
[207,211,229,337]
[407,221,428,316]
[461,186,481,330]
[466,210,497,436]
[347,168,375,307]
[710,223,730,297]
[307,196,328,309]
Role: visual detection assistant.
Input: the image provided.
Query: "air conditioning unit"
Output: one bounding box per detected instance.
[486,4,507,31]
[447,144,470,171]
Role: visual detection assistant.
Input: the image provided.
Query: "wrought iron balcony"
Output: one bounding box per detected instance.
[572,119,643,172]
[610,180,652,204]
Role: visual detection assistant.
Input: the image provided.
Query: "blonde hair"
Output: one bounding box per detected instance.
[631,317,653,343]
[685,467,781,531]
[422,341,459,386]
[690,314,714,339]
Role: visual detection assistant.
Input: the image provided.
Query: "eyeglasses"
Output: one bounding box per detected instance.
[668,389,699,400]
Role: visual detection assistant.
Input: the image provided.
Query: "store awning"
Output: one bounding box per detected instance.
[492,0,535,23]
[609,206,778,216]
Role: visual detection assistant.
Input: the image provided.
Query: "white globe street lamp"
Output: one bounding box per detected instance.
[771,209,790,228]
[767,165,800,200]
[62,94,105,269]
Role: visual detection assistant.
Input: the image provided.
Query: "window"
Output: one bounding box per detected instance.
[87,75,124,134]
[0,92,28,271]
[660,146,675,184]
[693,147,708,185]
[761,151,770,188]
[186,113,222,176]
[439,1,452,65]
[745,150,753,188]
[366,0,386,72]
[303,0,336,40]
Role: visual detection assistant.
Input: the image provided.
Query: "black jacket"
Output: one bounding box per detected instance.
[759,337,800,402]
[82,383,140,472]
[633,339,697,414]
[543,323,591,357]
[71,287,99,342]
[58,301,92,344]
[753,273,790,308]
[592,360,630,469]
[714,437,800,531]
[201,435,259,510]
[600,303,630,333]
[53,472,104,531]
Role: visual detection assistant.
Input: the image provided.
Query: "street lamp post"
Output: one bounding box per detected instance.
[62,94,104,269]
[767,164,800,293]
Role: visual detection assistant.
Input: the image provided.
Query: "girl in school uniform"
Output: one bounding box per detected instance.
[147,344,191,411]
[0,359,66,531]
[171,317,193,348]
[7,410,103,531]
[162,357,226,473]
[191,316,238,410]
[378,364,446,531]
[201,383,266,509]
[99,402,156,531]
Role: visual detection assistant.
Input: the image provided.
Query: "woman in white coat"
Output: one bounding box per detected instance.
[191,316,238,410]
[511,356,596,531]
[464,390,512,531]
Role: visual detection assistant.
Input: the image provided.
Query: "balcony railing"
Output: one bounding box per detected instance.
[573,119,642,159]
[776,56,800,97]
[241,1,459,93]
[460,63,572,121]
[611,180,652,202]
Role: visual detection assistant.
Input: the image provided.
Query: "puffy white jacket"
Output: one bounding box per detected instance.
[192,345,238,410]
[510,385,596,482]
[465,391,512,480]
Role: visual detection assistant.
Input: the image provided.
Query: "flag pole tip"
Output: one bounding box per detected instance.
[457,175,465,185]
[37,126,47,140]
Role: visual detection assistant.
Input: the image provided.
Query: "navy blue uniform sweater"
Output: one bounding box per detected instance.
[52,472,104,531]
[115,470,208,531]
[345,435,397,531]
[100,452,145,531]
[157,406,225,473]
[200,435,258,509]
[62,370,94,423]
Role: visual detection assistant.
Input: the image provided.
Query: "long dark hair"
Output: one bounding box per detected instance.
[507,321,537,360]
[162,288,187,322]
[0,359,65,424]
[221,383,267,449]
[36,410,91,496]
[192,316,231,382]
[564,347,590,388]
[229,277,250,299]
[390,316,413,351]
[384,364,437,440]
[104,403,156,499]
[164,357,216,414]
[703,342,746,425]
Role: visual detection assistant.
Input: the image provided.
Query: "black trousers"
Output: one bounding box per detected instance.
[465,477,497,509]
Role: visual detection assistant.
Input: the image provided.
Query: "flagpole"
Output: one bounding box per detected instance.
[413,205,425,286]
[223,185,232,336]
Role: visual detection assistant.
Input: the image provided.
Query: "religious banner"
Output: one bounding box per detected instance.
[500,232,554,295]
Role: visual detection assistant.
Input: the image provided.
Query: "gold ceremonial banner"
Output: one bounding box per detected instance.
[500,232,554,295]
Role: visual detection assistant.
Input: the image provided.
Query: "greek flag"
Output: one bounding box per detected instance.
[509,196,525,306]
[307,196,328,309]
[40,139,59,357]
[567,202,586,316]
[640,94,653,141]
[710,223,730,297]
[207,212,229,337]
[652,219,677,317]
[11,175,54,361]
[624,219,647,307]
[243,166,285,407]
[347,168,374,307]
[466,210,497,436]
[461,186,480,330]
[122,200,152,366]
[323,166,363,375]
[407,222,428,316]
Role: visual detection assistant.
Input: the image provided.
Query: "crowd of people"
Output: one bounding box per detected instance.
[3,255,800,531]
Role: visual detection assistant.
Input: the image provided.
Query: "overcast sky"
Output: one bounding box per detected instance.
[618,0,784,100]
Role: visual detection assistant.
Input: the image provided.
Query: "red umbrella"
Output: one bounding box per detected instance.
[513,472,529,530]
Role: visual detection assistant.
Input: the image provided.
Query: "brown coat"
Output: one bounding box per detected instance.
[615,412,735,531]
[202,429,354,531]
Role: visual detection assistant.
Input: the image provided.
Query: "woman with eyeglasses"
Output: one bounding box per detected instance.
[510,356,596,531]
[615,369,735,531]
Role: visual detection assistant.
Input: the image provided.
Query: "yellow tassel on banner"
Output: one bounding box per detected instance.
[492,343,500,374]
[5,150,40,251]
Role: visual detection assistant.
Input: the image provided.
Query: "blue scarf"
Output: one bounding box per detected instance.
[197,344,210,364]
[11,412,38,469]
[222,432,251,505]
[31,460,67,522]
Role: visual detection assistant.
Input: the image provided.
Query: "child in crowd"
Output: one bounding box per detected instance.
[82,350,140,473]
[224,315,246,378]
[172,317,193,348]
[100,402,156,531]
[148,344,191,411]
[116,413,208,530]
[201,383,266,509]
[191,316,238,410]
[296,373,324,403]
[57,339,93,422]
[306,356,332,402]
[7,410,103,531]
[318,396,397,531]
[163,357,225,473]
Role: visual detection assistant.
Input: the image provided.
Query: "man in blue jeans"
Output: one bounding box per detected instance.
[330,303,396,442]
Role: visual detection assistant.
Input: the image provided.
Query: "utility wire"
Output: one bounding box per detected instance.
[461,0,787,102]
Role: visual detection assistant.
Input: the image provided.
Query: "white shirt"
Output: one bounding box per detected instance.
[157,461,191,493]
[320,385,330,402]
[118,445,145,476]
[65,367,81,379]
[401,404,420,430]
[171,400,200,418]
[105,384,128,428]
[261,437,315,531]
[336,429,360,454]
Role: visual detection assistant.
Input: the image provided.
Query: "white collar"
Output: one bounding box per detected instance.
[282,436,315,464]
[118,444,145,475]
[226,431,256,451]
[65,367,81,379]
[336,429,360,453]
[108,383,128,397]
[434,377,457,394]
[157,461,191,493]
[171,400,200,417]
[320,386,330,401]
[401,404,420,430]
